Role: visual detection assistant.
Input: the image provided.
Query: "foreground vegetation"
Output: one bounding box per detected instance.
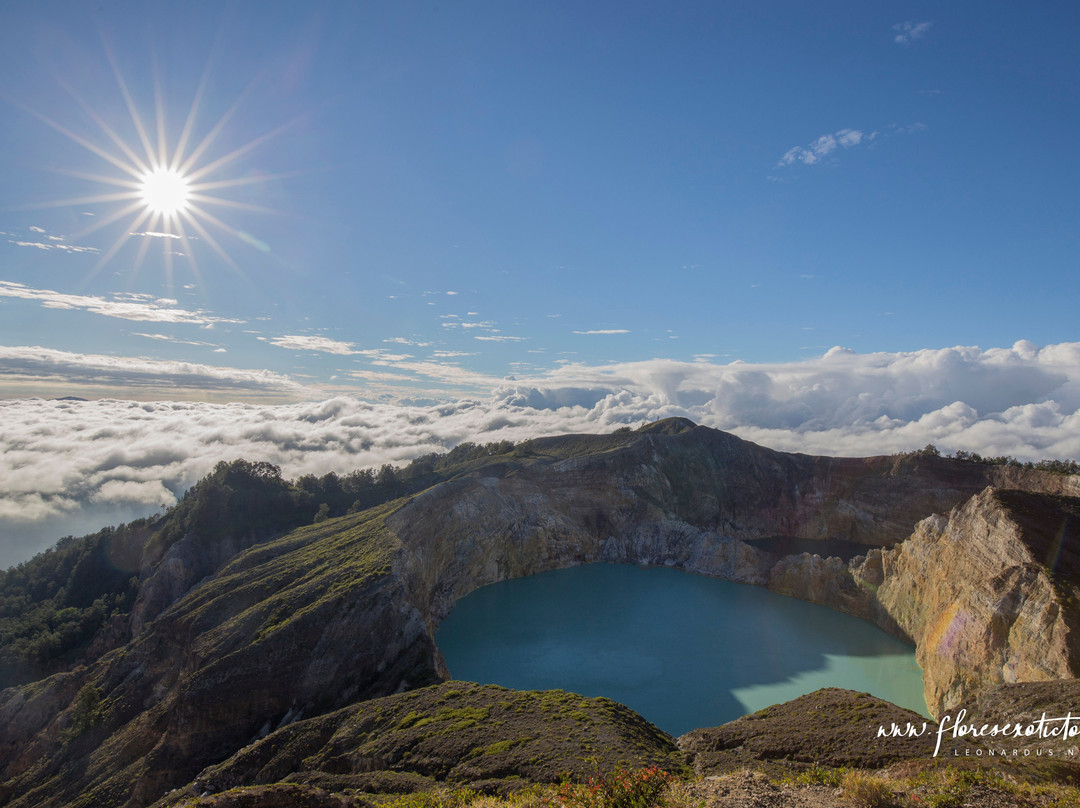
[173,762,1080,808]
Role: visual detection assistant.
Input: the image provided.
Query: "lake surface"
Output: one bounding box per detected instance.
[436,563,927,736]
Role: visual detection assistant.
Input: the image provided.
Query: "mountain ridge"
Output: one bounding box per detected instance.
[2,419,1079,807]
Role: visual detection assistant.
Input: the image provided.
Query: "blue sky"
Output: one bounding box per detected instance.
[2,1,1078,401]
[3,2,1080,563]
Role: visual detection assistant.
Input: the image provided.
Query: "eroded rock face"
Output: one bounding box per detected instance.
[864,489,1080,715]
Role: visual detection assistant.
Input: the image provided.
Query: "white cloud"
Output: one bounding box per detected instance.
[777,129,872,168]
[0,282,240,325]
[442,320,496,329]
[130,231,183,240]
[131,332,218,348]
[573,329,630,335]
[889,122,928,135]
[347,369,417,382]
[9,240,101,254]
[0,345,304,397]
[3,340,1080,568]
[894,21,932,45]
[269,335,359,355]
[775,122,928,170]
[475,335,528,342]
[29,226,45,233]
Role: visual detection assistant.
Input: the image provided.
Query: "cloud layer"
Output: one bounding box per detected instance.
[3,339,1079,568]
[0,282,241,325]
[0,346,302,396]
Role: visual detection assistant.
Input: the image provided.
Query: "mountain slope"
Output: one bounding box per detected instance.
[1,419,1078,807]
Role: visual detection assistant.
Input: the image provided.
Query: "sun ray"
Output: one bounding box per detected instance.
[153,62,169,169]
[180,206,239,271]
[103,42,158,169]
[184,202,252,243]
[187,193,280,216]
[3,96,144,181]
[72,199,147,240]
[60,80,150,176]
[177,95,244,177]
[184,115,303,183]
[188,170,305,193]
[163,220,174,289]
[2,191,142,211]
[170,59,213,173]
[172,216,206,292]
[49,168,141,189]
[85,207,154,285]
[128,222,156,284]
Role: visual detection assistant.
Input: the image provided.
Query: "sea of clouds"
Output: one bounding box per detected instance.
[4,340,1080,569]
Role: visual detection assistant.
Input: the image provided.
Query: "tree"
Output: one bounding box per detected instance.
[62,683,104,743]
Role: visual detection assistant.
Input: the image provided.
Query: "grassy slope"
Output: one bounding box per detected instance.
[153,680,686,806]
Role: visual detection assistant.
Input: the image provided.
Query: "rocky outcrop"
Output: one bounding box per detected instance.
[859,489,1080,715]
[760,488,1080,718]
[1,420,1078,807]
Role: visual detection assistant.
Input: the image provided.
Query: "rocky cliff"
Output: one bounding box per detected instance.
[863,488,1080,714]
[1,419,1077,807]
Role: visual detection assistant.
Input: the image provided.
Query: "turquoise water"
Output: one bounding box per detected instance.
[436,563,927,736]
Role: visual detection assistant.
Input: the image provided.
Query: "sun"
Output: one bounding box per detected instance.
[139,167,191,217]
[11,47,297,287]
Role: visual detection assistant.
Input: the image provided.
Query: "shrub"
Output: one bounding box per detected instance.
[840,770,895,807]
[790,765,847,788]
[61,683,104,743]
[555,765,676,808]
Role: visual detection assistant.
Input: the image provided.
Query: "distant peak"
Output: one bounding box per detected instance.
[636,417,698,435]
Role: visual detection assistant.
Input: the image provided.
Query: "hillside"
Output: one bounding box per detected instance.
[1,419,1079,807]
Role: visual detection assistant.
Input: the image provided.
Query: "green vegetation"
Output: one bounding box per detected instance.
[0,523,143,689]
[163,681,687,806]
[839,770,896,807]
[787,764,848,788]
[905,443,1080,475]
[0,440,524,690]
[365,766,683,808]
[61,683,104,744]
[555,764,677,808]
[0,424,654,691]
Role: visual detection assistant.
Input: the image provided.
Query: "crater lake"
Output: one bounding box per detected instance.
[436,563,928,736]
